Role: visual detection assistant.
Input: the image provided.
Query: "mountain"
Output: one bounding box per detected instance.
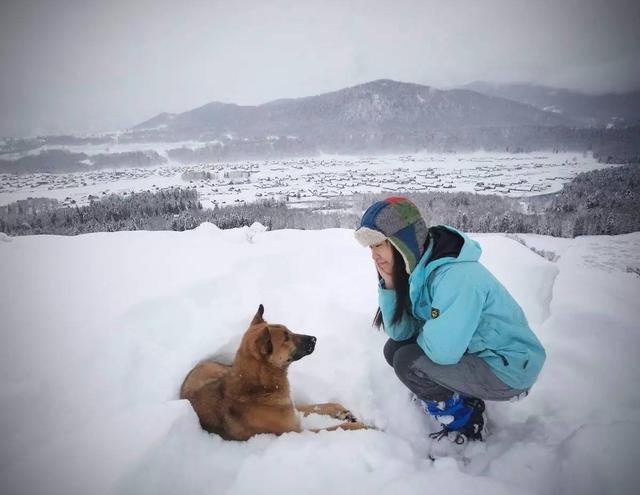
[132,79,575,141]
[461,82,640,127]
[5,79,638,172]
[133,112,177,130]
[121,79,640,163]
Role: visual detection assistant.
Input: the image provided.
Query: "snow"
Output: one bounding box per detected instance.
[0,226,639,495]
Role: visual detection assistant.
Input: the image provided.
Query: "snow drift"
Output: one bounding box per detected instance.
[0,224,639,495]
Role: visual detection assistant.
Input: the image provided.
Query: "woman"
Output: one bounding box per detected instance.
[354,196,546,447]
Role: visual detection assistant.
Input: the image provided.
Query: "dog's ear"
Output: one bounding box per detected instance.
[256,326,273,356]
[251,304,265,326]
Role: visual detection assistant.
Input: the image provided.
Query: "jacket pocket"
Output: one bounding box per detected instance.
[469,348,530,369]
[494,347,531,370]
[488,349,510,367]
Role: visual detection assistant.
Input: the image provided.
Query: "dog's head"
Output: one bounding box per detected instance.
[239,304,316,368]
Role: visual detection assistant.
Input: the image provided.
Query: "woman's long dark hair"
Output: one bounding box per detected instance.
[373,245,411,329]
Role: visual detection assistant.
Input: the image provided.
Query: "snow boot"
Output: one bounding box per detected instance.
[421,394,486,459]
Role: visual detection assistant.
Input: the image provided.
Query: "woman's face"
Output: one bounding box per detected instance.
[370,240,394,276]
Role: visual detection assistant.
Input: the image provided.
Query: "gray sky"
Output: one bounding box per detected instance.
[1,0,639,137]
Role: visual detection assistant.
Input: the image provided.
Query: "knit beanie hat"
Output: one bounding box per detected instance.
[354,196,428,274]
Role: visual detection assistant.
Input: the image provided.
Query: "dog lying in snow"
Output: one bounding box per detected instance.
[180,305,369,440]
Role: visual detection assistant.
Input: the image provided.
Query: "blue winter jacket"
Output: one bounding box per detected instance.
[379,225,546,390]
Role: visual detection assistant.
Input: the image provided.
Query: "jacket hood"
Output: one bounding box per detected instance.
[411,225,482,284]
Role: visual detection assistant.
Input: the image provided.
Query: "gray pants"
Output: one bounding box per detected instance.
[384,337,528,402]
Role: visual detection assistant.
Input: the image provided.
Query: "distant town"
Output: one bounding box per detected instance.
[0,152,603,210]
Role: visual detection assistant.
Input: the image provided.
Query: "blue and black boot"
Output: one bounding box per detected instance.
[421,393,486,445]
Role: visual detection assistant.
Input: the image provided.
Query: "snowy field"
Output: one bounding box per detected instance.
[1,224,639,495]
[0,151,612,209]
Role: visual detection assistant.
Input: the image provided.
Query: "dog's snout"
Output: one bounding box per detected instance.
[299,334,316,354]
[306,336,316,352]
[290,334,317,362]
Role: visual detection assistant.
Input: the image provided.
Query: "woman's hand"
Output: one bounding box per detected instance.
[377,265,394,289]
[371,240,395,289]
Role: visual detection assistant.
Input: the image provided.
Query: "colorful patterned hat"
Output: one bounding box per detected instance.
[354,196,428,274]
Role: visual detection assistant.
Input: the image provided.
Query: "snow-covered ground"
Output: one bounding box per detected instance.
[0,151,613,208]
[1,225,639,495]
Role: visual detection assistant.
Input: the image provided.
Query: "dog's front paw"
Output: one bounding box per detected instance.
[336,409,357,422]
[300,403,360,422]
[323,402,358,422]
[337,421,372,431]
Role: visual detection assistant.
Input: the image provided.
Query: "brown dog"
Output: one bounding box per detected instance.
[180,304,369,440]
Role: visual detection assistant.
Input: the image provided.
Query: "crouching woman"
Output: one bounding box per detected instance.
[354,197,546,447]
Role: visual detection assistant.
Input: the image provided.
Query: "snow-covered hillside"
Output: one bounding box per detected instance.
[0,225,639,495]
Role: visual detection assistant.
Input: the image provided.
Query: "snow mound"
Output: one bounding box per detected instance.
[193,221,221,234]
[0,228,639,495]
[475,233,558,325]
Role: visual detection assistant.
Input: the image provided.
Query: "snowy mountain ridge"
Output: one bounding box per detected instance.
[133,79,573,141]
[460,81,640,127]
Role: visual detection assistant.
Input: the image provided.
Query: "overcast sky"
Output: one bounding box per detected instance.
[1,0,639,137]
